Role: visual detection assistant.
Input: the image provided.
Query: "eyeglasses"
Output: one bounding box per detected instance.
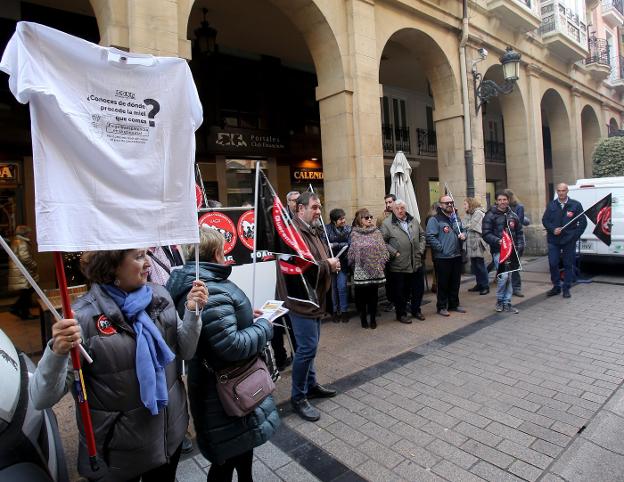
[363,215,374,220]
[442,202,455,206]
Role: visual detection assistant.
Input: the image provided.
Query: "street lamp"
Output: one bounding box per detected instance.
[194,8,218,56]
[472,47,521,114]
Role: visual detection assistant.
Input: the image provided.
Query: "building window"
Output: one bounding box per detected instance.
[381,96,411,153]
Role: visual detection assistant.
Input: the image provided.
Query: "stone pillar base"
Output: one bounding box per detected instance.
[524,225,548,256]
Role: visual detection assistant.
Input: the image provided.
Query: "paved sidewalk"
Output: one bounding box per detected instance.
[179,279,624,481]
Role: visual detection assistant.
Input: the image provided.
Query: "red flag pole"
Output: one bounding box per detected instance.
[53,252,99,472]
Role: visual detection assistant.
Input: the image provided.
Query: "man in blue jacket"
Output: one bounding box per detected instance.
[426,195,466,316]
[541,183,587,298]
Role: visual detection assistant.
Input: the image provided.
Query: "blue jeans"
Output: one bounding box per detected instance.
[331,271,348,313]
[548,242,575,290]
[289,313,320,401]
[470,257,489,289]
[493,253,512,304]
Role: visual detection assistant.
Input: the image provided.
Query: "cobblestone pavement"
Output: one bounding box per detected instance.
[179,279,624,481]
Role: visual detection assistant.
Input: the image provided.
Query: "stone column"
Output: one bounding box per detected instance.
[570,86,585,179]
[91,0,129,50]
[433,105,471,209]
[523,64,548,254]
[127,0,180,56]
[319,0,385,218]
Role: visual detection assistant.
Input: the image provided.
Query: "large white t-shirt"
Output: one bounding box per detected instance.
[0,22,202,251]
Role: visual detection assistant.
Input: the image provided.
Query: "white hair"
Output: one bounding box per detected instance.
[394,199,406,208]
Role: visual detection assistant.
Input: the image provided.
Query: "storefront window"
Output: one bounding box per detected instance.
[225,159,268,207]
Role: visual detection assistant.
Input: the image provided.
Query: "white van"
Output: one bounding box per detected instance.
[568,177,624,263]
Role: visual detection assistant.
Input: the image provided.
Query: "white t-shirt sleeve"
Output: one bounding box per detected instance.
[185,63,203,130]
[0,23,46,104]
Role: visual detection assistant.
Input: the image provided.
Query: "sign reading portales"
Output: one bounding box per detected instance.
[213,131,285,151]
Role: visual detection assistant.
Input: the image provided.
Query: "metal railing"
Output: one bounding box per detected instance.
[416,129,437,156]
[394,127,411,153]
[585,37,611,66]
[381,124,412,154]
[382,123,394,152]
[602,0,624,16]
[484,140,506,162]
[539,1,587,49]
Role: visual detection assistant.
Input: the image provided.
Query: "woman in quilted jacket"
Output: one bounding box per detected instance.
[167,227,280,482]
[348,208,389,329]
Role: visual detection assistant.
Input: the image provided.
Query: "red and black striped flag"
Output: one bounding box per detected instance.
[496,227,521,277]
[255,171,320,306]
[584,193,612,246]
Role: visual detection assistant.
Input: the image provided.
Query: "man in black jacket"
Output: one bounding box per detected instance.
[541,183,586,298]
[483,192,524,314]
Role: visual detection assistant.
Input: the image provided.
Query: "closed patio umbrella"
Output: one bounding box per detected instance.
[390,151,420,222]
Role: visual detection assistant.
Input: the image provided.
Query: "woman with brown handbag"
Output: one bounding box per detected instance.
[167,227,280,482]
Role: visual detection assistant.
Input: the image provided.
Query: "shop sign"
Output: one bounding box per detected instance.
[214,131,285,150]
[292,168,323,181]
[0,163,18,183]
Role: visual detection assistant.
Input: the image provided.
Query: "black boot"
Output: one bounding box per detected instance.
[369,315,377,329]
[360,313,369,329]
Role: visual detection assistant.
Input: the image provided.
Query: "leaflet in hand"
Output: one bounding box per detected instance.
[257,300,289,322]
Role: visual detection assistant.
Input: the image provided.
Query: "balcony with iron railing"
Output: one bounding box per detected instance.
[486,0,542,32]
[382,124,438,157]
[382,124,412,154]
[584,37,611,80]
[601,0,624,27]
[416,129,437,157]
[539,0,588,62]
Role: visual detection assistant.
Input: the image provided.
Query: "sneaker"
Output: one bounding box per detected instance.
[513,291,525,298]
[504,303,519,314]
[563,290,571,298]
[495,302,504,312]
[450,306,467,313]
[546,287,561,297]
[397,315,412,324]
[479,288,490,295]
[383,303,395,312]
[291,398,320,422]
[438,309,450,317]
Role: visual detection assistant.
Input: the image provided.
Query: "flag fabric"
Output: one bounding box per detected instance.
[584,193,612,246]
[496,227,521,277]
[255,172,320,306]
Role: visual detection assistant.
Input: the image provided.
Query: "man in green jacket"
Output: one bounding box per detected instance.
[381,200,426,323]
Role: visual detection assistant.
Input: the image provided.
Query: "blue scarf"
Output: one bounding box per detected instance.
[102,284,175,415]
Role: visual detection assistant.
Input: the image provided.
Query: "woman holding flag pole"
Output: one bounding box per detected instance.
[28,249,208,482]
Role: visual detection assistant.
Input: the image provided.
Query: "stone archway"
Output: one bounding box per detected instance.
[481,64,530,210]
[609,117,620,133]
[541,89,573,194]
[581,105,602,178]
[378,27,462,217]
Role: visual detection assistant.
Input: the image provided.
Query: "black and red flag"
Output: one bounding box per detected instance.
[584,193,612,246]
[496,227,521,277]
[255,171,320,306]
